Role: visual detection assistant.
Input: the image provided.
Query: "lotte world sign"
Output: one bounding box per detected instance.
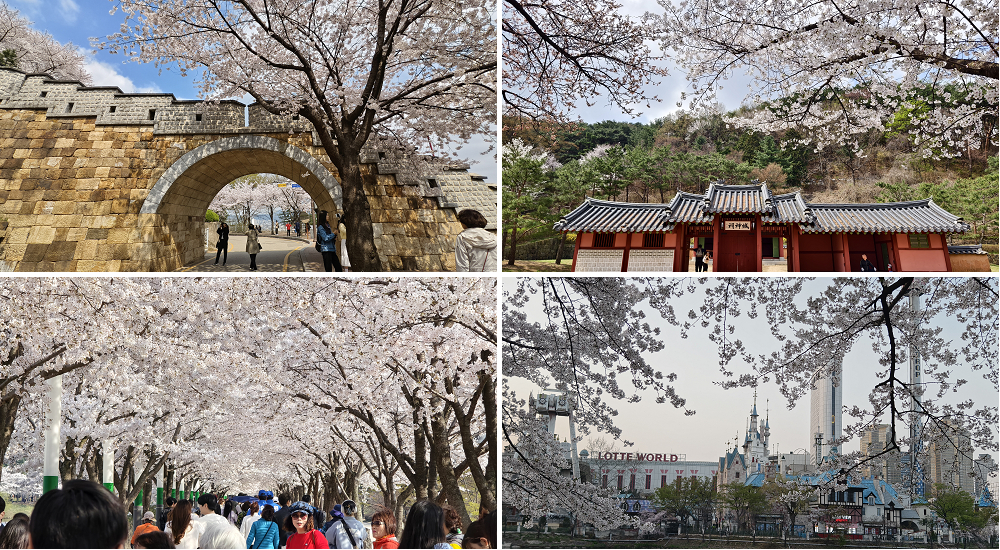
[595,452,686,462]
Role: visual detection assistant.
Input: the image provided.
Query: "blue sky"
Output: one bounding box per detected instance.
[7,0,497,181]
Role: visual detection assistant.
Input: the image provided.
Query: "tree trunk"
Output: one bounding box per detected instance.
[507,226,519,266]
[0,393,22,487]
[554,233,568,265]
[431,396,470,528]
[336,148,383,272]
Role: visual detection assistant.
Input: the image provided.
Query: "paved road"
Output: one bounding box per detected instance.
[176,234,339,272]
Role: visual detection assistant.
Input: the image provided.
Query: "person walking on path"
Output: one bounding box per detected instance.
[274,494,293,548]
[215,222,230,265]
[165,500,202,548]
[315,211,342,273]
[246,224,262,271]
[246,505,280,549]
[239,502,262,540]
[694,244,706,272]
[454,210,496,272]
[295,221,301,237]
[370,509,398,549]
[326,500,369,549]
[131,511,162,546]
[284,502,328,549]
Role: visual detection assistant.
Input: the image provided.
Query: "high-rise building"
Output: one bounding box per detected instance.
[810,359,842,464]
[860,424,902,484]
[927,419,975,496]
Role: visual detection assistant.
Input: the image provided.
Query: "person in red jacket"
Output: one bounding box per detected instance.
[371,509,399,549]
[283,502,328,549]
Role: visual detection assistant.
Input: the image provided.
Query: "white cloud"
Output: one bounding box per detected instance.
[83,56,162,94]
[58,0,79,24]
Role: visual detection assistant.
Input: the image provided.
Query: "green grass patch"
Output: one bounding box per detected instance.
[1,492,35,517]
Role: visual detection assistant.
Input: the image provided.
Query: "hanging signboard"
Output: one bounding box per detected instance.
[724,220,752,231]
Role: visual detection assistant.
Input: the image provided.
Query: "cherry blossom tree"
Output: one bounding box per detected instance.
[1,277,497,521]
[502,0,668,121]
[0,3,90,83]
[503,277,997,525]
[654,0,999,157]
[100,0,496,271]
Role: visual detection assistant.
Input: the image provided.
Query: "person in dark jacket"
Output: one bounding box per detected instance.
[273,493,293,548]
[859,254,876,272]
[215,222,230,265]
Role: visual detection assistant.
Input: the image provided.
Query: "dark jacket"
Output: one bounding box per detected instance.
[217,224,230,243]
[274,506,292,548]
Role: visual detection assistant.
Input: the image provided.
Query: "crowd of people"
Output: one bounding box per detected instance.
[0,483,496,549]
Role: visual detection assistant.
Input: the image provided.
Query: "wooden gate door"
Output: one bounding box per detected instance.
[716,220,757,272]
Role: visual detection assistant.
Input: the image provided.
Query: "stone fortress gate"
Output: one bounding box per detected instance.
[0,68,496,271]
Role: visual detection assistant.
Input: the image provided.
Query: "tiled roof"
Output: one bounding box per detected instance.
[553,198,674,233]
[763,193,812,224]
[704,183,774,214]
[801,199,967,234]
[948,244,988,255]
[668,192,714,223]
[556,186,968,235]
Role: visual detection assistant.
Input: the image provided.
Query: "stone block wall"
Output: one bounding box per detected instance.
[363,165,465,271]
[0,68,491,272]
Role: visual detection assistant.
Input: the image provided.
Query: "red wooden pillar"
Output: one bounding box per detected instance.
[790,226,800,272]
[841,233,852,272]
[941,233,954,271]
[755,215,763,271]
[622,232,631,272]
[712,217,721,273]
[675,225,687,272]
[892,233,903,272]
[570,232,582,272]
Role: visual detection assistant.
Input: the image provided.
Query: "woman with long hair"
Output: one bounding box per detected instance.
[245,504,279,549]
[222,499,237,525]
[246,223,262,271]
[283,502,328,549]
[164,500,200,548]
[370,509,399,549]
[315,210,342,272]
[398,500,450,549]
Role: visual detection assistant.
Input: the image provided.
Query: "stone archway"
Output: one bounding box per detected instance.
[135,136,343,268]
[141,135,342,215]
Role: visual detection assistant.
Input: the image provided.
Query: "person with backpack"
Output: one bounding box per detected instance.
[246,505,280,549]
[326,500,369,549]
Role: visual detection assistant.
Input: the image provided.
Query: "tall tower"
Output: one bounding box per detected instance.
[905,290,927,498]
[534,388,581,481]
[810,359,843,463]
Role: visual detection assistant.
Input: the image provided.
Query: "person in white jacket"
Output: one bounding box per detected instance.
[326,500,371,549]
[454,209,497,272]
